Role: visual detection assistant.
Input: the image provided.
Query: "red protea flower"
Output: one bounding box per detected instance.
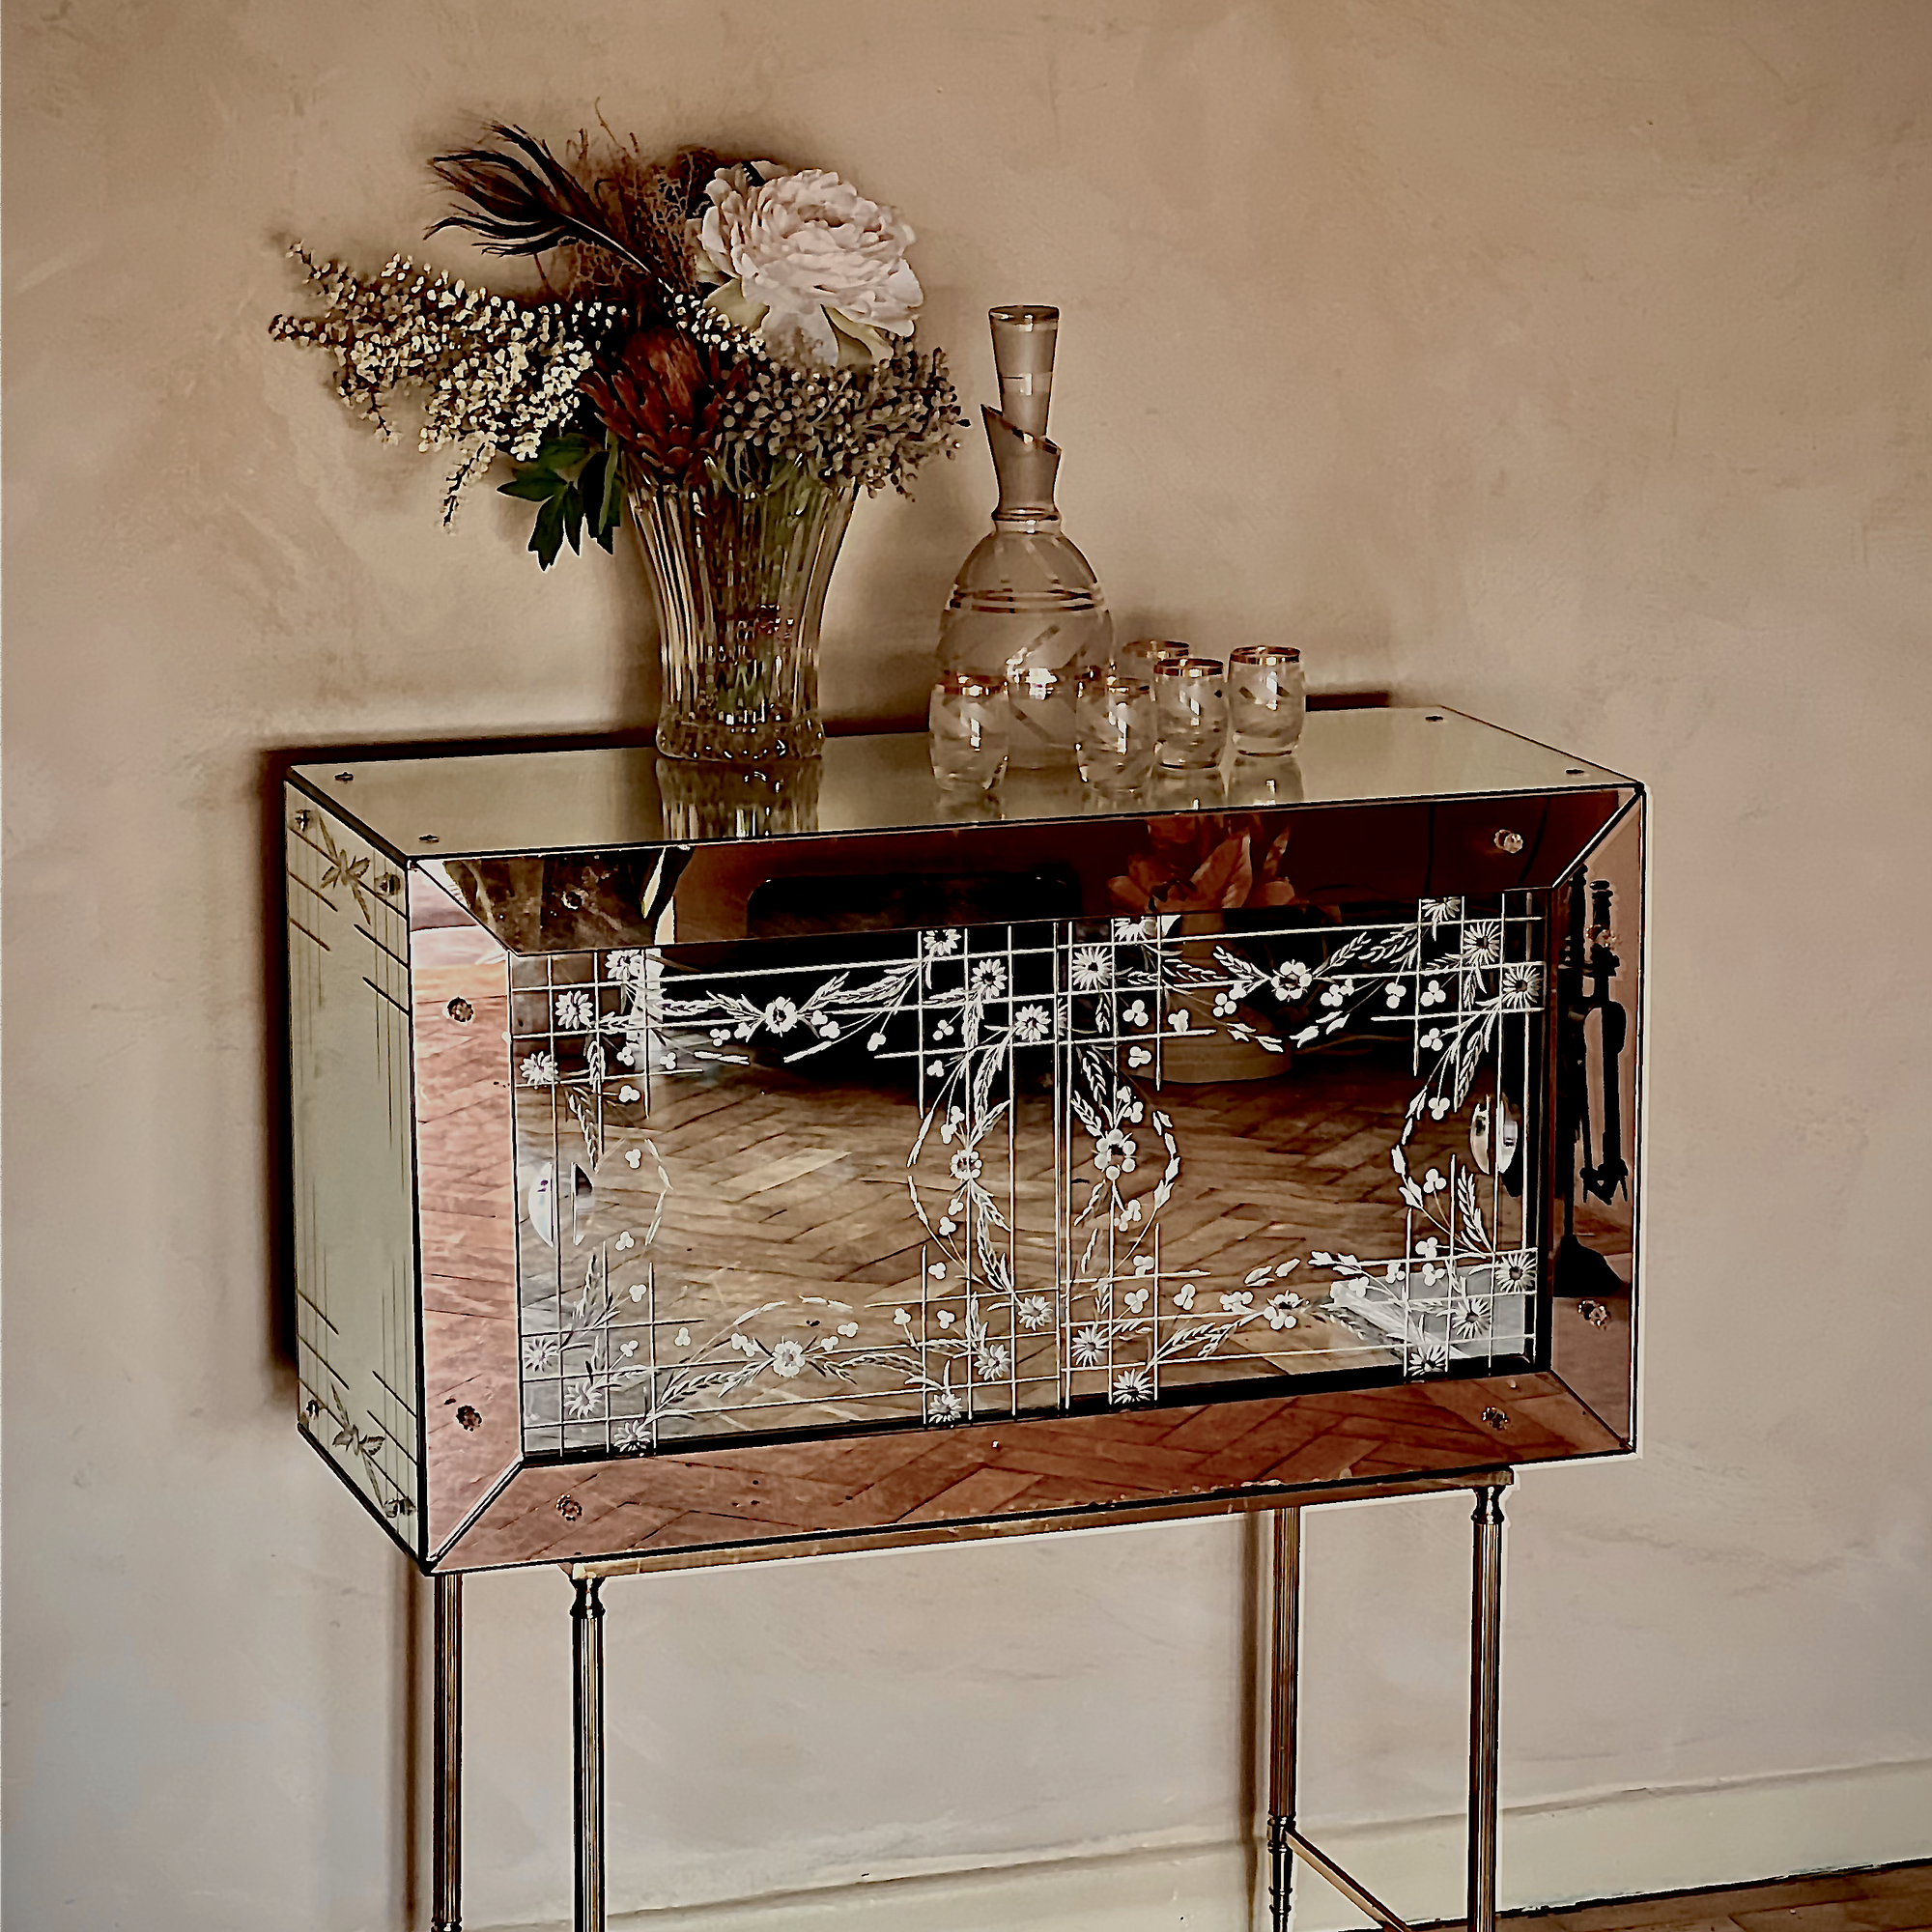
[581,323,736,483]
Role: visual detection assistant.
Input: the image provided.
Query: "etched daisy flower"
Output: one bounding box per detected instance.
[1264,1293,1304,1330]
[520,1050,559,1087]
[924,927,963,957]
[1017,1295,1052,1330]
[1070,1323,1109,1367]
[767,1338,809,1378]
[554,988,596,1029]
[1070,945,1112,989]
[1453,1296,1493,1340]
[975,1342,1010,1379]
[607,950,649,983]
[1012,1004,1051,1043]
[763,996,802,1033]
[564,1377,600,1419]
[523,1334,559,1375]
[615,1418,653,1453]
[929,1385,965,1421]
[1110,1366,1154,1406]
[1421,896,1463,929]
[1460,922,1503,969]
[1497,962,1543,1010]
[949,1148,983,1183]
[1407,1331,1450,1375]
[1496,1250,1537,1294]
[971,958,1008,998]
[1093,1128,1138,1179]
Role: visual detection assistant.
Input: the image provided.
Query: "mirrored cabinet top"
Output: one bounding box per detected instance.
[290,707,1633,862]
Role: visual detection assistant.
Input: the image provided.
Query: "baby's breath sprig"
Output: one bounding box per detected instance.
[270,243,626,522]
[712,345,964,497]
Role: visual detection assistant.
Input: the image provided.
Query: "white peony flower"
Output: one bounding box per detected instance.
[693,162,922,369]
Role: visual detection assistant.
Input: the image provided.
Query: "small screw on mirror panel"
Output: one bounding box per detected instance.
[1492,829,1525,855]
[293,810,312,832]
[456,1406,481,1432]
[555,1495,582,1522]
[378,872,401,895]
[1481,1406,1510,1433]
[419,833,440,844]
[1577,1299,1611,1328]
[446,997,474,1024]
[334,772,354,782]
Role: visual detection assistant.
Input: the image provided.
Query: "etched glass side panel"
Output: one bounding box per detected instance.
[286,792,422,1540]
[510,894,1547,1458]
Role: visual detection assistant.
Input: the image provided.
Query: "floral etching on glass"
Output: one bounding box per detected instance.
[508,894,1547,1455]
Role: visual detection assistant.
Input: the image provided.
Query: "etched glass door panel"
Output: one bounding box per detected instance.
[508,894,1548,1460]
[285,794,423,1540]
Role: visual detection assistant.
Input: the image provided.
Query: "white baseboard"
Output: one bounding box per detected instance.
[487,1757,1932,1932]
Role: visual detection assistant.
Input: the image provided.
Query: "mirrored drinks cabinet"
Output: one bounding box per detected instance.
[282,706,1642,1932]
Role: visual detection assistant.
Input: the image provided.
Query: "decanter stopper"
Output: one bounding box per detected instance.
[937,306,1114,767]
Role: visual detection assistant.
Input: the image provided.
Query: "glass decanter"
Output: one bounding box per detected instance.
[938,305,1113,765]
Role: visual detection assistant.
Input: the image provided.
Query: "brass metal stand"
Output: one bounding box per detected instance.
[573,1575,607,1932]
[432,1573,462,1932]
[1264,1475,1511,1932]
[426,1468,1511,1932]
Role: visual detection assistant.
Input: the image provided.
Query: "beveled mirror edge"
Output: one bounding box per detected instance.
[287,710,1639,867]
[425,1368,1629,1575]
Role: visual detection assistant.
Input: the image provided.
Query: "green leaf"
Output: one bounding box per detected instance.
[529,494,567,569]
[595,441,626,548]
[532,433,595,474]
[562,483,584,555]
[498,474,566,502]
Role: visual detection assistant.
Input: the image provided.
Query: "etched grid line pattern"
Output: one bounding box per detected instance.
[507,898,1546,1460]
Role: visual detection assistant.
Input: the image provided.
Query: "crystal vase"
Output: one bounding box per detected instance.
[633,467,857,763]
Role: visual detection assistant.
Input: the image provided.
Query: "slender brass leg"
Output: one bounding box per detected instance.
[432,1573,462,1932]
[573,1575,607,1932]
[1265,1508,1302,1932]
[1468,1487,1506,1932]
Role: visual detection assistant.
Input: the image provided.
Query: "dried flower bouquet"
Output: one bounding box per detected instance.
[273,128,962,758]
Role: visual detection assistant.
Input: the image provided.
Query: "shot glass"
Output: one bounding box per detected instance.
[1074,671,1156,791]
[1006,665,1076,768]
[1154,657,1229,769]
[1229,646,1306,756]
[929,672,1010,791]
[1116,638,1193,687]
